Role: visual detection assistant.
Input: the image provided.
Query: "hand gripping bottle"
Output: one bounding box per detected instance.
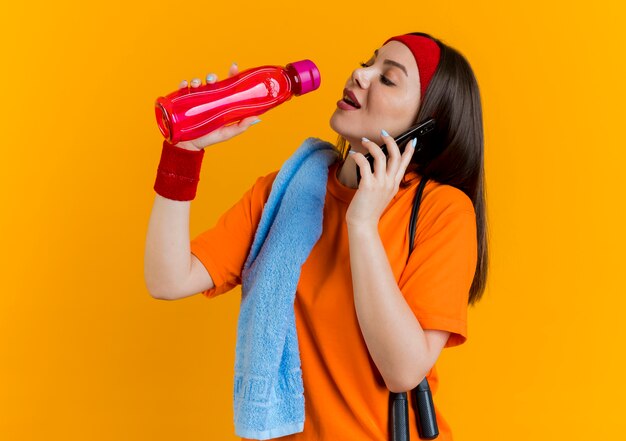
[155,60,321,144]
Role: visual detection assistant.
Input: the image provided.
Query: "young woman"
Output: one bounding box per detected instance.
[145,32,488,441]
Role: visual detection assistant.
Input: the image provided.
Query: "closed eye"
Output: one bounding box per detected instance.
[359,62,395,86]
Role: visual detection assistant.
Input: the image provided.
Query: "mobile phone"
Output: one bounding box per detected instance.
[355,118,436,185]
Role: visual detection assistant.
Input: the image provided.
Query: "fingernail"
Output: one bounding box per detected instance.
[361,137,370,143]
[206,73,216,82]
[232,62,238,68]
[250,119,262,125]
[411,137,417,148]
[381,129,389,137]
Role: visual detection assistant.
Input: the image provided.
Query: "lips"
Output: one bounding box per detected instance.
[342,88,361,108]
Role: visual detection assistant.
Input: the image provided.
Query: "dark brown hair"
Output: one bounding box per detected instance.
[334,32,489,306]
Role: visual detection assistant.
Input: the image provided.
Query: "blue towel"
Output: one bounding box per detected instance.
[234,137,339,439]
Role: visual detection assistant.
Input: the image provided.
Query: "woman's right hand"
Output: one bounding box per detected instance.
[174,63,261,151]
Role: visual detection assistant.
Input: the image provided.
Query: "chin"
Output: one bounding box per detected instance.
[329,114,357,145]
[329,111,341,132]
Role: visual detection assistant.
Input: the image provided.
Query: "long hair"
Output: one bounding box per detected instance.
[334,32,489,306]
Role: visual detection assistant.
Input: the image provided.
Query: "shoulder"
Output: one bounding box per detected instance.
[422,181,475,218]
[248,169,280,204]
[412,181,476,243]
[256,169,280,187]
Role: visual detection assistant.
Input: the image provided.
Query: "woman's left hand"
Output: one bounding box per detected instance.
[346,130,416,229]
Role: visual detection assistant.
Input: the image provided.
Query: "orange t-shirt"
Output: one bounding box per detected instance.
[190,157,477,441]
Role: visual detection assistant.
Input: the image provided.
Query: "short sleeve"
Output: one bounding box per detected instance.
[190,171,278,299]
[398,209,477,348]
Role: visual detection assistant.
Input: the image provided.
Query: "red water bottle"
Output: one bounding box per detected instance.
[155,60,321,144]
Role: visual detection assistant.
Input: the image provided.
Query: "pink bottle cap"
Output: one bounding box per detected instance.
[288,59,321,95]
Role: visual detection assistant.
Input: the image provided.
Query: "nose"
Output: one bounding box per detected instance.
[352,66,370,89]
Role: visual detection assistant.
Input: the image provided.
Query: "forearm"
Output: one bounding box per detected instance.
[347,223,429,392]
[144,194,193,298]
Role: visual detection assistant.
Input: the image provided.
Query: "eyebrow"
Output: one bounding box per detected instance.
[374,49,408,77]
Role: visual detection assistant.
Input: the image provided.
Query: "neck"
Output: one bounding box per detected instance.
[336,155,359,189]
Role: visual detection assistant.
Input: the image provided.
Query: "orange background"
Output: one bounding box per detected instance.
[1,0,625,439]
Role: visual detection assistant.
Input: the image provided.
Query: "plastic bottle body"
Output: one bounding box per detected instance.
[155,61,320,144]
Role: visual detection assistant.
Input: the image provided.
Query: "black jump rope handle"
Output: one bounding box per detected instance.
[389,392,410,441]
[414,377,439,439]
[389,378,439,441]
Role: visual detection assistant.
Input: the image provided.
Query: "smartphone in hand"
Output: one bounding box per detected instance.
[356,118,436,185]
